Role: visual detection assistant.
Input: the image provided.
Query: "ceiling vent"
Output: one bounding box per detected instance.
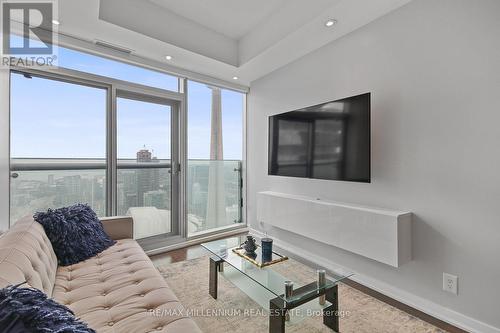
[94,40,133,54]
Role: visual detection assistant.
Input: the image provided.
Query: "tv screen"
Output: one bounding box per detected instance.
[268,93,370,182]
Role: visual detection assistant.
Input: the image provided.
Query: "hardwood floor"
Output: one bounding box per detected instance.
[150,245,207,266]
[150,244,469,333]
[341,279,468,333]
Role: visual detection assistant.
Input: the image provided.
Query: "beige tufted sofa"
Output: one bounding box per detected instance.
[0,216,202,333]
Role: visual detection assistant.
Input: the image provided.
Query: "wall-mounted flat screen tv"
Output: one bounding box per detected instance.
[268,93,370,182]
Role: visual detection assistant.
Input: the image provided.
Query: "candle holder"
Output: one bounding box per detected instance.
[261,237,273,262]
[285,280,294,299]
[317,269,326,305]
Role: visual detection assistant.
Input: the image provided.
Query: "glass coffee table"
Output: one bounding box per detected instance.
[202,236,352,333]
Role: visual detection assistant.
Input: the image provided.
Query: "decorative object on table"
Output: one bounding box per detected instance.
[317,269,326,305]
[285,280,294,299]
[33,203,115,266]
[232,246,288,268]
[261,236,273,262]
[0,282,96,333]
[242,235,257,255]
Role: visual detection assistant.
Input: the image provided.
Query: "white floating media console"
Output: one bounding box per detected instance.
[257,191,412,267]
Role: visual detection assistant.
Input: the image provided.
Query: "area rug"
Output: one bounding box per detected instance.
[156,256,446,333]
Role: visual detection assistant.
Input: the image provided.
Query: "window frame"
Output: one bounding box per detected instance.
[185,79,247,236]
[7,60,248,245]
[9,65,185,240]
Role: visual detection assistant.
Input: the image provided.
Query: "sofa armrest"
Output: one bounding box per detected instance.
[100,216,134,240]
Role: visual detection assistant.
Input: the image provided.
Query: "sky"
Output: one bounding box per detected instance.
[10,41,244,160]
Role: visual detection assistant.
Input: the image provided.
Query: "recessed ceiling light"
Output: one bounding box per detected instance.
[325,19,337,27]
[165,55,172,60]
[52,19,60,25]
[232,76,238,80]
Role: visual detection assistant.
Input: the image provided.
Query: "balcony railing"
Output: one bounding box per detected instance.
[10,158,242,238]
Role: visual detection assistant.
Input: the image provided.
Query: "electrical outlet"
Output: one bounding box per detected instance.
[443,273,458,295]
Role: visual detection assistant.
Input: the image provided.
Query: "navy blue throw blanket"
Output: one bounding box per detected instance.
[0,283,95,333]
[34,204,115,266]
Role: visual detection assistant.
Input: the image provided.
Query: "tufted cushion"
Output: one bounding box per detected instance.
[34,204,116,266]
[0,216,58,294]
[52,239,201,333]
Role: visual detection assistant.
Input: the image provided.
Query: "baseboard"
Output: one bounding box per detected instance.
[250,228,500,333]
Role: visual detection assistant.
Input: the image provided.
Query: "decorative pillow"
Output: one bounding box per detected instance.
[0,283,95,333]
[34,204,115,266]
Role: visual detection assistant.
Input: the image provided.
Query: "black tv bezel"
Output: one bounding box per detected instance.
[267,92,371,183]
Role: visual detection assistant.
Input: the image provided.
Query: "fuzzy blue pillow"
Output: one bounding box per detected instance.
[34,204,115,266]
[0,283,95,333]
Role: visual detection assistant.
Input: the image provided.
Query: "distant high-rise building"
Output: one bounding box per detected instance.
[137,148,152,162]
[136,148,160,206]
[125,193,138,210]
[144,190,168,209]
[56,175,82,205]
[47,174,54,186]
[206,86,226,229]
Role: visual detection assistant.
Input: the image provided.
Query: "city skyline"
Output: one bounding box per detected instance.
[8,40,244,238]
[10,147,242,236]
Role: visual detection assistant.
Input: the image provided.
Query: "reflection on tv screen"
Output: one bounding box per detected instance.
[268,93,370,182]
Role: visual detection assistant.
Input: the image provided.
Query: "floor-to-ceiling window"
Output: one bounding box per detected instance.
[187,80,244,236]
[8,39,246,246]
[10,72,107,221]
[9,71,181,243]
[116,97,174,239]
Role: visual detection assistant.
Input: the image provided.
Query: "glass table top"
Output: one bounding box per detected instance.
[202,236,353,305]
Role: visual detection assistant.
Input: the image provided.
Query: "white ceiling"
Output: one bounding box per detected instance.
[55,0,413,86]
[149,0,288,40]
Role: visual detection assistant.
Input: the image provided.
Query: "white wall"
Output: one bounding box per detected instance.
[0,69,9,233]
[247,0,500,331]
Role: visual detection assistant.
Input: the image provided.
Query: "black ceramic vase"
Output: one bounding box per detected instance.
[243,235,257,256]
